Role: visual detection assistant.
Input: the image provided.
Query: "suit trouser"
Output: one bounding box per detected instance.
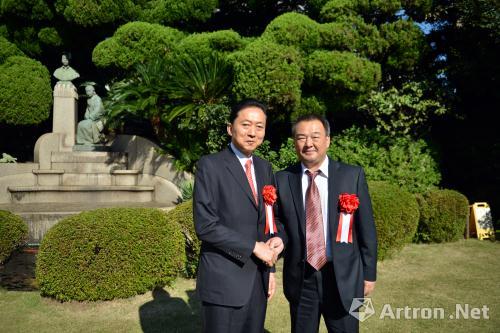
[201,271,267,333]
[290,262,359,333]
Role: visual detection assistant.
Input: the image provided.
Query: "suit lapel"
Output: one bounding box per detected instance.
[288,163,306,236]
[253,157,266,223]
[328,158,341,246]
[223,147,258,209]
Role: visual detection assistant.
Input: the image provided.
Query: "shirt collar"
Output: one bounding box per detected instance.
[301,156,329,178]
[230,142,253,163]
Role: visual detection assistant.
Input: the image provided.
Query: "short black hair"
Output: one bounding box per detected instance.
[229,99,267,124]
[62,52,72,60]
[292,114,331,137]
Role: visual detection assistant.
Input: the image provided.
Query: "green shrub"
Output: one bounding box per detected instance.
[230,39,304,112]
[319,16,387,58]
[368,181,419,260]
[165,200,200,278]
[0,56,52,125]
[304,50,381,108]
[380,19,426,73]
[36,208,185,301]
[0,36,25,64]
[320,0,402,22]
[37,27,62,46]
[174,30,245,62]
[415,189,469,243]
[262,12,321,52]
[0,210,28,264]
[92,21,185,70]
[328,126,441,193]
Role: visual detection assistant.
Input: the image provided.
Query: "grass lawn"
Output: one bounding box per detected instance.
[1,239,498,332]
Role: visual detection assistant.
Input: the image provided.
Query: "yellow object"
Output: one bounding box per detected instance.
[469,202,496,240]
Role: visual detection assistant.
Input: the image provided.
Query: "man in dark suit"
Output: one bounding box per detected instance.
[276,114,377,333]
[194,99,286,333]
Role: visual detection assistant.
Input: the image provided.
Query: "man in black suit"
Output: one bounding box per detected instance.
[276,114,377,333]
[194,99,285,333]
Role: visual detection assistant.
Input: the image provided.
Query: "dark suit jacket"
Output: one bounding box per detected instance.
[194,147,285,307]
[276,158,377,311]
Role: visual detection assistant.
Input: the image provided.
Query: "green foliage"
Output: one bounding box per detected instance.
[37,27,62,46]
[54,0,217,27]
[291,95,327,120]
[360,81,447,136]
[0,56,51,125]
[55,0,138,26]
[0,36,24,64]
[255,138,298,172]
[262,12,321,52]
[179,180,194,202]
[0,210,28,264]
[106,52,231,171]
[415,189,469,243]
[368,181,419,260]
[0,0,53,20]
[230,39,303,113]
[320,0,402,22]
[380,19,426,74]
[165,200,200,278]
[36,208,186,301]
[319,15,388,58]
[174,30,245,61]
[304,50,381,108]
[328,126,441,193]
[138,0,218,25]
[92,21,185,70]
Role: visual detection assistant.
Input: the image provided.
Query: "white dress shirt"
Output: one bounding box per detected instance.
[230,142,258,193]
[301,157,332,261]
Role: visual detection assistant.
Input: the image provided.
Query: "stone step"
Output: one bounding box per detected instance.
[51,151,128,163]
[8,185,154,204]
[32,170,141,186]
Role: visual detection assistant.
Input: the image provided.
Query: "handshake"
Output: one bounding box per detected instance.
[253,237,284,267]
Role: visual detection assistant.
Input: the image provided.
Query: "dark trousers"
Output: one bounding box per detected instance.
[290,262,359,333]
[201,271,267,333]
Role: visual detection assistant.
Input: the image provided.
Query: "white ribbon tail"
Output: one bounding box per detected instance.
[340,213,351,243]
[265,204,275,235]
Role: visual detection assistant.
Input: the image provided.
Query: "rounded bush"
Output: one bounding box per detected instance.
[0,36,25,64]
[0,56,52,125]
[368,181,419,260]
[416,189,469,243]
[0,210,28,264]
[92,21,185,70]
[36,208,186,301]
[262,12,321,52]
[230,39,304,112]
[165,200,199,278]
[38,27,62,46]
[305,50,381,96]
[174,30,245,61]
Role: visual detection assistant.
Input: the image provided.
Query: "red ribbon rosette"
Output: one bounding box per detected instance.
[336,193,359,243]
[262,185,278,235]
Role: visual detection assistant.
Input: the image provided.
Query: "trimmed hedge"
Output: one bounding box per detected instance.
[0,56,52,125]
[92,21,185,69]
[262,12,321,52]
[0,210,28,264]
[0,36,25,64]
[165,200,200,278]
[36,208,185,301]
[230,39,304,112]
[415,189,469,243]
[369,181,419,260]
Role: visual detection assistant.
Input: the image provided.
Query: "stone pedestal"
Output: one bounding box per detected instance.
[52,82,78,151]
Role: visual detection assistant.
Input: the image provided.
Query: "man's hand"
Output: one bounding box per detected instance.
[265,237,284,257]
[253,241,276,267]
[364,280,376,296]
[268,272,276,300]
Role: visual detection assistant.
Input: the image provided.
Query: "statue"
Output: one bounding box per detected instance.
[76,84,106,145]
[53,53,80,83]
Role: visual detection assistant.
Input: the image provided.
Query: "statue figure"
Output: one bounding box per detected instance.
[53,53,80,83]
[76,84,106,145]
